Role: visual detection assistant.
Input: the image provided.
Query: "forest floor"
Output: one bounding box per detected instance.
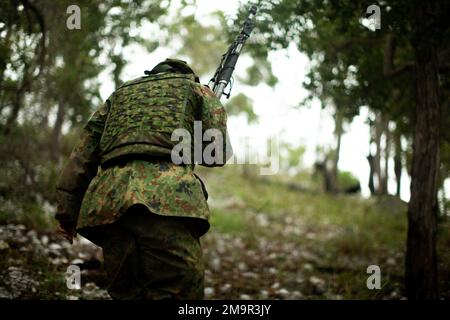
[0,165,449,299]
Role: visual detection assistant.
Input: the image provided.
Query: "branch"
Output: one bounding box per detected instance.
[21,0,46,79]
[383,34,414,77]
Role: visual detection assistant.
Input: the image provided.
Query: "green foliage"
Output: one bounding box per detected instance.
[166,10,228,78]
[225,93,257,123]
[0,0,172,225]
[166,4,271,123]
[337,171,359,190]
[277,142,306,174]
[209,208,247,234]
[196,165,430,298]
[241,61,278,87]
[238,0,449,199]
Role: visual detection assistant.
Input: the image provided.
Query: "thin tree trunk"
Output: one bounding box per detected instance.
[381,116,390,195]
[4,90,23,134]
[405,0,441,300]
[332,110,343,193]
[367,117,376,195]
[4,61,31,134]
[441,183,447,217]
[367,154,376,195]
[394,132,402,197]
[373,113,383,194]
[51,102,65,161]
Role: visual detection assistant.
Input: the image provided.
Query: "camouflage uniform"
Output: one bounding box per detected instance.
[55,59,231,299]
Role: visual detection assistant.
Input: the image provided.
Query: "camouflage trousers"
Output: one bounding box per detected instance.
[83,205,205,299]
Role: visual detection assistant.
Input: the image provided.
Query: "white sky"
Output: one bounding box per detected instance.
[98,0,418,201]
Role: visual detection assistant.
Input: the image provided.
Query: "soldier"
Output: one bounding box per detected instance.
[55,58,232,299]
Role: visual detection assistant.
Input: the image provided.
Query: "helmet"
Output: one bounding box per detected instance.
[145,58,199,82]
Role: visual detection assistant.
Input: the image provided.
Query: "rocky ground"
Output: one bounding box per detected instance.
[1,168,448,299]
[0,212,406,300]
[1,220,338,300]
[0,223,109,300]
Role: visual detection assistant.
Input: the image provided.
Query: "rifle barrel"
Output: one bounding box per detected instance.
[210,5,257,100]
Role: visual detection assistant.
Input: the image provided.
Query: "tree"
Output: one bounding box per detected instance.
[0,0,170,209]
[166,6,272,121]
[239,0,450,298]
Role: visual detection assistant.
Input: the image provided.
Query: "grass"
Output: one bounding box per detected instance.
[1,163,448,299]
[0,198,56,232]
[197,164,449,299]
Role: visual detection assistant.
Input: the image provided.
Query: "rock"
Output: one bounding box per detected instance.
[40,235,49,246]
[26,230,37,238]
[83,282,98,294]
[8,266,23,279]
[259,290,269,299]
[386,258,396,266]
[232,237,244,248]
[0,240,10,250]
[0,287,13,299]
[50,257,68,265]
[276,288,290,298]
[78,252,90,260]
[301,250,319,262]
[242,272,258,279]
[306,232,317,240]
[271,282,280,290]
[49,243,63,251]
[204,287,215,298]
[209,257,221,272]
[239,294,251,300]
[256,214,269,227]
[216,238,226,254]
[324,293,343,300]
[16,236,28,243]
[19,246,30,252]
[296,274,305,284]
[309,276,326,294]
[302,263,314,271]
[81,282,111,300]
[268,267,277,275]
[71,258,84,265]
[290,290,303,299]
[268,253,277,260]
[4,267,39,299]
[390,290,399,299]
[220,283,232,293]
[246,250,256,257]
[237,262,248,271]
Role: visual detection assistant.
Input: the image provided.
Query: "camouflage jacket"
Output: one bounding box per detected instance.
[55,73,231,236]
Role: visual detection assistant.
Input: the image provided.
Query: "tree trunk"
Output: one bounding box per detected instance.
[405,0,441,300]
[51,102,65,161]
[331,110,343,192]
[373,113,383,194]
[383,117,390,194]
[4,89,23,135]
[367,119,376,196]
[394,132,402,197]
[367,154,376,195]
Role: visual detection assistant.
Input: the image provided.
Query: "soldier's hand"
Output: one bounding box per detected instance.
[58,221,76,244]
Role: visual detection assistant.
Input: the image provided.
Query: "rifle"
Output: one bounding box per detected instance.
[208,5,257,100]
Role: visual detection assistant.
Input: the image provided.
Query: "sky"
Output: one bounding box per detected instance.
[98,0,419,201]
